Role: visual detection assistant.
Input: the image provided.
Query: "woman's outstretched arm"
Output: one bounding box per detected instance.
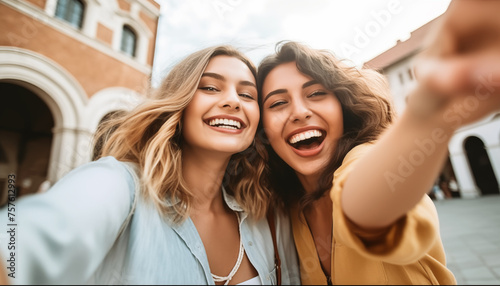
[0,158,135,284]
[341,0,500,230]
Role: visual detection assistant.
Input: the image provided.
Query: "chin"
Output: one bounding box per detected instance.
[289,161,325,177]
[215,144,251,154]
[295,169,321,178]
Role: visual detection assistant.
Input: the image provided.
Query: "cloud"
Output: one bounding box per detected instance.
[152,0,451,84]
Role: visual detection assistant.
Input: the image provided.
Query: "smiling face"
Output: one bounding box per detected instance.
[182,55,260,156]
[261,61,344,183]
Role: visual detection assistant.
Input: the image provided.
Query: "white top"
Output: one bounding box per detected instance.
[237,276,262,285]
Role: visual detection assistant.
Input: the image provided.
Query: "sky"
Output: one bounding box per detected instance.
[151,0,452,86]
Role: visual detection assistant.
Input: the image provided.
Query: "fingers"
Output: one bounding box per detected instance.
[408,0,500,128]
[415,0,500,96]
[415,51,500,94]
[410,53,500,127]
[472,59,500,97]
[414,57,474,96]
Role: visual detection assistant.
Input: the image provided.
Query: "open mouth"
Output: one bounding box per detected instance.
[206,118,243,130]
[288,129,326,150]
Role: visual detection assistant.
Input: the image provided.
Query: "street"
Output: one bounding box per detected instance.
[435,195,500,285]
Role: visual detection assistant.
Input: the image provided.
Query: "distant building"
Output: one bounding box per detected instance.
[0,0,160,204]
[364,16,500,198]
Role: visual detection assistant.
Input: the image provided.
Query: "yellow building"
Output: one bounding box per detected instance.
[0,0,160,204]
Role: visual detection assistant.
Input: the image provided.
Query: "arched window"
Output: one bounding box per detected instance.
[121,25,137,57]
[55,0,85,29]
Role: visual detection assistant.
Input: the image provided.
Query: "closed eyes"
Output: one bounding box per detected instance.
[308,90,328,98]
[269,100,287,109]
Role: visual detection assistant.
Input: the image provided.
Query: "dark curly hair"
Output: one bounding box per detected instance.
[257,41,395,212]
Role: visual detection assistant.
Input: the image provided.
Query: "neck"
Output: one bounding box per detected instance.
[296,172,320,193]
[304,192,333,216]
[297,172,333,217]
[182,146,232,214]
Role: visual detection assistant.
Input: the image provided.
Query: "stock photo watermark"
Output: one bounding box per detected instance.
[211,0,245,20]
[4,174,17,279]
[336,0,402,59]
[384,71,500,192]
[384,128,448,192]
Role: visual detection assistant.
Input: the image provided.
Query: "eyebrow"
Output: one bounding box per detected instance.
[262,80,319,104]
[202,72,225,81]
[201,72,256,89]
[263,89,287,104]
[302,80,319,89]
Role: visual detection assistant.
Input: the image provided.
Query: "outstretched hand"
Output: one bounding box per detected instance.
[412,0,500,127]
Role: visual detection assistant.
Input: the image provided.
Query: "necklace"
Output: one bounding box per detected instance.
[211,213,244,285]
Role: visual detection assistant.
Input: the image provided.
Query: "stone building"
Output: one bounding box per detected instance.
[0,0,160,204]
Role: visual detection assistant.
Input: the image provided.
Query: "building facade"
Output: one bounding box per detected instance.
[0,0,160,204]
[364,17,500,199]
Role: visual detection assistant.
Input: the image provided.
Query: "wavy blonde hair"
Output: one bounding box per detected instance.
[94,45,271,223]
[256,41,395,210]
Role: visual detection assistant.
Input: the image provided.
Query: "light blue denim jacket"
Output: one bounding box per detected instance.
[0,157,300,284]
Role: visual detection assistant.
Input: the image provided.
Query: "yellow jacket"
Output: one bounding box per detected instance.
[291,143,457,285]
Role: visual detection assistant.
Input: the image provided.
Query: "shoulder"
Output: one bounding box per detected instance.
[53,156,138,202]
[64,157,136,184]
[344,142,375,164]
[74,156,135,177]
[334,142,375,179]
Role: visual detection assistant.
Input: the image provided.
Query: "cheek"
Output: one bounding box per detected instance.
[262,114,282,144]
[329,105,344,134]
[181,99,205,138]
[182,106,199,131]
[183,95,201,120]
[319,99,343,133]
[247,103,261,127]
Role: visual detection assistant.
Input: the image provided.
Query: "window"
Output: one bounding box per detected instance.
[55,0,84,29]
[121,26,137,57]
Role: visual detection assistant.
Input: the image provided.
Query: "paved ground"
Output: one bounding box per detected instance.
[434,194,500,285]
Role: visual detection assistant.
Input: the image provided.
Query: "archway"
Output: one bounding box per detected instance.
[464,136,500,195]
[0,46,87,183]
[0,82,55,203]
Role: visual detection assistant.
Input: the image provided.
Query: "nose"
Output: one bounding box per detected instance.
[290,99,312,122]
[220,88,240,111]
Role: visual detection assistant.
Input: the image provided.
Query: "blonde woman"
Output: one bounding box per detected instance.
[0,46,299,285]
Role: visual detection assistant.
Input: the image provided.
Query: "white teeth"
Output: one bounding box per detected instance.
[208,118,242,129]
[289,130,323,144]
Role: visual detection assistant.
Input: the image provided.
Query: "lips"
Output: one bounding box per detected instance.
[286,127,326,157]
